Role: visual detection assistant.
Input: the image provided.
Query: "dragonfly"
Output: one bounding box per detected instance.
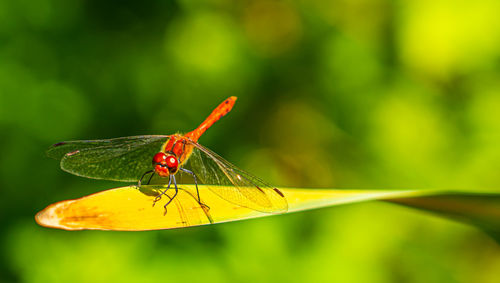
[47,97,288,215]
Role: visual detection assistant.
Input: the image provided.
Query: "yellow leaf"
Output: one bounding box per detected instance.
[35,185,500,237]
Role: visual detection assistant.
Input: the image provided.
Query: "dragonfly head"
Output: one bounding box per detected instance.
[152,152,179,177]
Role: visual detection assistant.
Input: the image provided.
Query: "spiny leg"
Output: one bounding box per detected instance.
[153,175,172,206]
[179,167,210,210]
[138,170,154,187]
[163,174,179,216]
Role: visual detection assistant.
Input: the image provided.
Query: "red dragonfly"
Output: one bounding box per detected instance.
[47,97,288,214]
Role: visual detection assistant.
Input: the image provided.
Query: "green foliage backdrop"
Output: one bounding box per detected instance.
[1,0,500,282]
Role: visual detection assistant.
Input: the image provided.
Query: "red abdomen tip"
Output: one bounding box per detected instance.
[185,96,238,142]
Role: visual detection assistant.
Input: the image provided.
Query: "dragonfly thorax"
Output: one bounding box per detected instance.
[152,152,179,176]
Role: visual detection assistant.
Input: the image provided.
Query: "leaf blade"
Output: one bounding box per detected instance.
[35,185,500,238]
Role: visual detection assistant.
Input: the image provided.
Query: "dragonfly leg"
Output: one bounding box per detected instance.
[163,174,179,216]
[179,167,210,211]
[153,175,172,206]
[146,171,155,185]
[138,170,154,187]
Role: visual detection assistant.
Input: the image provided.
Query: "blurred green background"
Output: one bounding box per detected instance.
[2,0,500,282]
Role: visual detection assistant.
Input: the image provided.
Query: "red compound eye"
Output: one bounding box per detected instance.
[152,152,179,176]
[152,152,167,164]
[165,155,178,171]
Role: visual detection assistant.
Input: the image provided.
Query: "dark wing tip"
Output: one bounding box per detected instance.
[255,186,265,194]
[46,141,72,159]
[273,188,285,198]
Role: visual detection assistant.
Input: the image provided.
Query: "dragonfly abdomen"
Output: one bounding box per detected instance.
[185,96,237,142]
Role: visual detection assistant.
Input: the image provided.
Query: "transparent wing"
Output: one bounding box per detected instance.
[182,141,288,213]
[47,135,170,182]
